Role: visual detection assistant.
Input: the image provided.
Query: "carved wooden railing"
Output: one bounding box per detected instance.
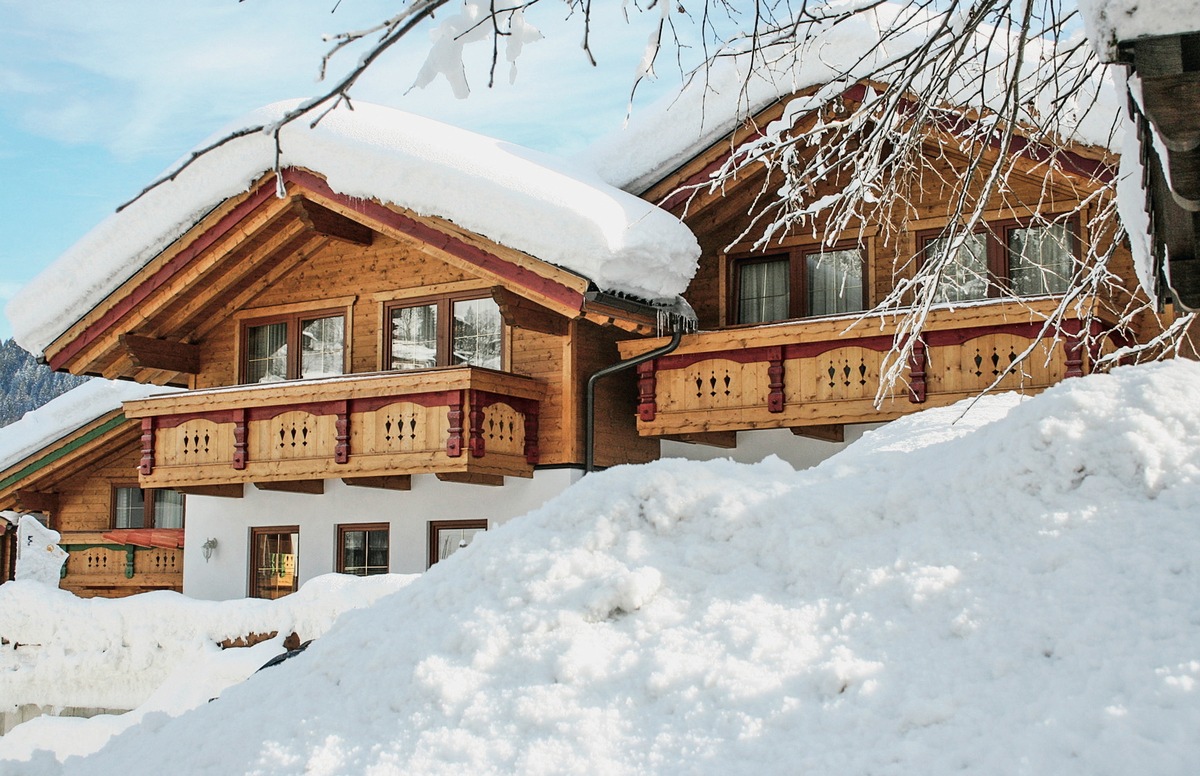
[122,368,546,488]
[617,299,1118,436]
[58,531,183,595]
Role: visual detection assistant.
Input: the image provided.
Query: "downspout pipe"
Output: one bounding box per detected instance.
[585,327,683,474]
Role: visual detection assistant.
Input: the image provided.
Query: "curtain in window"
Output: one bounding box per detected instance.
[247,322,288,383]
[806,249,864,316]
[451,298,502,368]
[341,528,389,576]
[737,259,790,323]
[300,315,345,378]
[114,487,145,529]
[153,489,185,529]
[390,304,439,369]
[928,233,989,302]
[1009,224,1072,295]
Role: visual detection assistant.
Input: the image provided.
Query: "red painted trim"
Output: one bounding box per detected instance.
[334,400,350,464]
[283,169,586,313]
[909,338,927,403]
[923,321,1045,348]
[467,391,486,459]
[636,361,657,422]
[48,180,279,371]
[138,417,155,476]
[353,390,460,414]
[766,346,785,413]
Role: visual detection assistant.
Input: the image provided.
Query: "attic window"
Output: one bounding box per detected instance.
[242,310,346,383]
[731,243,866,324]
[386,294,503,371]
[921,219,1076,301]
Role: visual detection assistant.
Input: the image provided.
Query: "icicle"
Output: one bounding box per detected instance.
[655,297,698,337]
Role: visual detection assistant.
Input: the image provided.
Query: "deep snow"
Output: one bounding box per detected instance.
[3,360,1198,774]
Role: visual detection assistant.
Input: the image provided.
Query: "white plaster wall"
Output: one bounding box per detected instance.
[660,424,883,471]
[183,468,583,601]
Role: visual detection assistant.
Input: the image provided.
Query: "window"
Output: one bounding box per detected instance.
[250,526,299,599]
[732,244,865,324]
[242,310,345,383]
[428,519,487,568]
[387,294,503,371]
[922,220,1076,301]
[337,524,389,576]
[112,486,185,529]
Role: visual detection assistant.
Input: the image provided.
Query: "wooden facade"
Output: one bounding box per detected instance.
[0,413,183,597]
[617,83,1167,440]
[31,167,658,496]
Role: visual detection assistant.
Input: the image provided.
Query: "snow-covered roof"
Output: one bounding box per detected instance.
[1079,0,1200,61]
[582,3,1122,194]
[0,380,180,475]
[8,101,701,358]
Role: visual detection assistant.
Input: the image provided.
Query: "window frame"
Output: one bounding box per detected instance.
[336,522,390,576]
[384,292,505,371]
[238,306,349,384]
[427,518,488,569]
[249,525,300,599]
[728,240,869,325]
[110,484,186,530]
[917,216,1080,301]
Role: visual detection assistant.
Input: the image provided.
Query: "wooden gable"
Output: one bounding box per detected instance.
[39,167,647,385]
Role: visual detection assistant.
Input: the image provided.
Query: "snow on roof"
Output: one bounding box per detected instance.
[0,379,179,475]
[1079,0,1200,61]
[8,101,700,358]
[14,359,1200,773]
[583,3,1122,194]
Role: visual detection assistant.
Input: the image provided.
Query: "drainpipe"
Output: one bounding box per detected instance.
[585,327,684,474]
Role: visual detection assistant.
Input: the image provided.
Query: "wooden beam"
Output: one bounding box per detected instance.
[341,475,412,491]
[14,489,58,514]
[663,431,738,449]
[491,287,570,335]
[253,480,325,495]
[293,198,374,245]
[177,484,244,498]
[119,334,200,374]
[436,472,503,487]
[790,424,845,443]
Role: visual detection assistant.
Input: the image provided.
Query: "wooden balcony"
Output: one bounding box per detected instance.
[122,368,546,489]
[59,531,183,597]
[618,299,1117,437]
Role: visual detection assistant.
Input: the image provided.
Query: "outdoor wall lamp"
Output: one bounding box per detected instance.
[201,537,218,562]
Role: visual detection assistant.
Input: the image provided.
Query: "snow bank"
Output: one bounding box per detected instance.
[13,360,1197,774]
[1079,0,1200,61]
[13,516,66,586]
[9,101,700,358]
[0,573,414,712]
[585,3,1121,194]
[0,380,178,475]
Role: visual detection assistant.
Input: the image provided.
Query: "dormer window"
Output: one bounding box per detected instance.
[242,310,346,383]
[732,244,865,324]
[922,220,1076,302]
[386,294,503,371]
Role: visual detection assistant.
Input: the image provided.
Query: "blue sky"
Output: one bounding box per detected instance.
[0,1,689,342]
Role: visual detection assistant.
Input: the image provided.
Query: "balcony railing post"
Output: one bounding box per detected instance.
[232,408,248,470]
[468,390,486,458]
[766,347,785,412]
[1063,319,1085,378]
[138,417,156,475]
[637,361,658,422]
[909,337,927,403]
[334,400,350,464]
[446,391,464,458]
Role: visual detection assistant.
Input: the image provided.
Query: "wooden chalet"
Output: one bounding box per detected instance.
[0,382,184,596]
[613,82,1168,444]
[9,103,692,599]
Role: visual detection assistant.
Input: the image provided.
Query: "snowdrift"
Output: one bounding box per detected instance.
[9,361,1200,774]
